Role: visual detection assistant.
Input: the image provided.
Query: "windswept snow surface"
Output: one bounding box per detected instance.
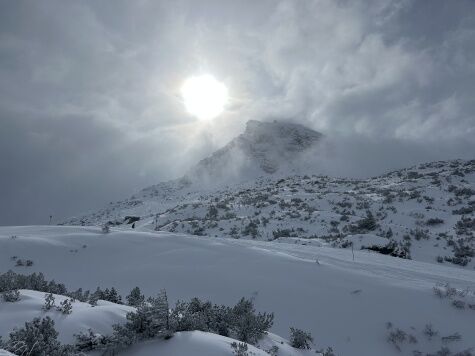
[1,226,474,355]
[124,331,318,356]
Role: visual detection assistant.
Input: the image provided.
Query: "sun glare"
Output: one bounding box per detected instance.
[181,74,228,120]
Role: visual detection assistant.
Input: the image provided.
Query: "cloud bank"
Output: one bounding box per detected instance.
[0,0,474,224]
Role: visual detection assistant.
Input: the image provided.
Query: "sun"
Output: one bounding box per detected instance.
[181,74,228,120]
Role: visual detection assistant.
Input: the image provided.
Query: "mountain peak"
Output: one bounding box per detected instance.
[243,120,323,151]
[190,120,323,180]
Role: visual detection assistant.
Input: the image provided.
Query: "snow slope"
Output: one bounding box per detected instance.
[124,331,317,356]
[1,226,474,355]
[0,289,133,344]
[66,159,475,269]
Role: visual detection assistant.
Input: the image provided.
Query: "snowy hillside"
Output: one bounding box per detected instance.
[1,226,475,355]
[67,159,475,269]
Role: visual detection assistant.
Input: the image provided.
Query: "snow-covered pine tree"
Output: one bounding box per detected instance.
[149,289,170,336]
[89,287,102,306]
[230,297,274,344]
[126,287,145,307]
[110,287,122,304]
[104,287,122,304]
[116,289,170,340]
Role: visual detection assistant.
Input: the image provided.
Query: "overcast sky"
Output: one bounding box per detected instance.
[1,0,474,225]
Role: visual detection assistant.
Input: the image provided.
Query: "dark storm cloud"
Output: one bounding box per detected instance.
[0,0,474,224]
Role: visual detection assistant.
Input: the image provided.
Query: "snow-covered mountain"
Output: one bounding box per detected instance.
[63,121,475,269]
[65,119,324,225]
[66,152,475,270]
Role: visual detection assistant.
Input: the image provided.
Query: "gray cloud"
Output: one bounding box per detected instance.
[0,0,474,225]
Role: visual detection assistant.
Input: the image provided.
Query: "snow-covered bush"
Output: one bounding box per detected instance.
[112,289,170,344]
[68,287,90,302]
[363,240,411,259]
[320,346,336,356]
[267,345,279,355]
[43,292,55,311]
[89,287,122,304]
[88,292,99,306]
[3,317,73,356]
[57,299,73,314]
[2,289,20,302]
[242,220,260,238]
[74,329,112,352]
[101,224,110,233]
[169,296,273,344]
[424,324,438,339]
[0,284,318,355]
[231,297,274,344]
[13,258,34,267]
[426,218,444,226]
[452,300,466,309]
[272,228,296,239]
[387,328,407,351]
[0,270,67,296]
[206,205,219,220]
[289,327,313,349]
[170,298,216,333]
[230,341,249,356]
[455,217,475,236]
[429,346,452,356]
[412,228,430,241]
[349,211,378,233]
[441,332,461,343]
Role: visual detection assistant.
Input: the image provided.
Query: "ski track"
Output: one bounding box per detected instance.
[186,233,475,290]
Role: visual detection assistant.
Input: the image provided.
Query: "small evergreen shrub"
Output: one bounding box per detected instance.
[289,327,313,349]
[4,317,72,356]
[2,289,20,302]
[43,293,56,311]
[57,299,73,314]
[231,341,249,356]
